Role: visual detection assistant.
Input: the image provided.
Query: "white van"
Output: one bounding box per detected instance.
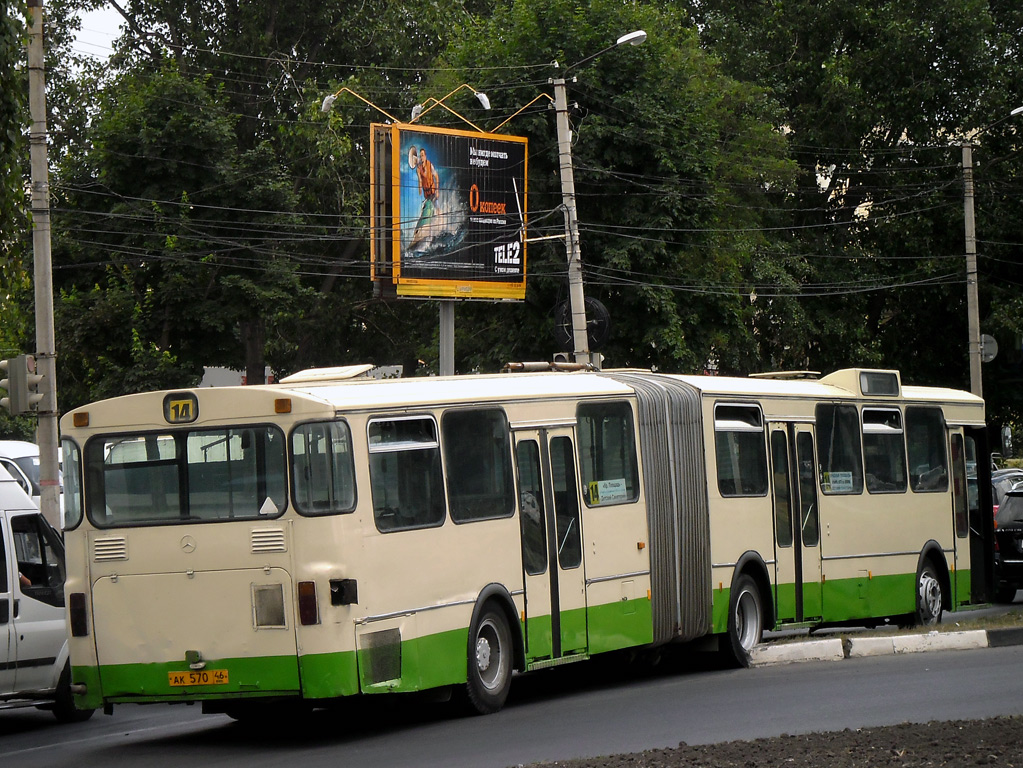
[0,463,92,721]
[0,440,64,529]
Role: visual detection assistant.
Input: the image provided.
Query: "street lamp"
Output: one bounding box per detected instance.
[962,105,1023,398]
[410,84,491,128]
[320,82,491,377]
[552,30,647,365]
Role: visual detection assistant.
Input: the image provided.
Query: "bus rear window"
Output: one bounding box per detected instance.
[84,427,287,527]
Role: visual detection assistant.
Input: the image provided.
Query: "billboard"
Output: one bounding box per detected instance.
[370,123,527,301]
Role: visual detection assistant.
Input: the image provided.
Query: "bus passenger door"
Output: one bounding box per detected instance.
[949,430,972,603]
[769,424,822,622]
[514,429,587,663]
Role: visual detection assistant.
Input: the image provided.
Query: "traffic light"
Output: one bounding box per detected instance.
[0,354,44,414]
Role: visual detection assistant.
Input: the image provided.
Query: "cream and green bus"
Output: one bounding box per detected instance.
[59,366,992,717]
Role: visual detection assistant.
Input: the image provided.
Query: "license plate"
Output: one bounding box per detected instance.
[169,669,229,687]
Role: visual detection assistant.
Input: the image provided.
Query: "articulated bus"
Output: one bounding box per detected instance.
[59,366,993,717]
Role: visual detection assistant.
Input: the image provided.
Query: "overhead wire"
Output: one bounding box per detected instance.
[52,28,1023,301]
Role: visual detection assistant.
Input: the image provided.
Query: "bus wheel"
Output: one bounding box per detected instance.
[723,574,763,668]
[914,562,943,626]
[465,602,512,714]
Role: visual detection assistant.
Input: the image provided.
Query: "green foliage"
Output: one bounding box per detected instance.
[439,0,795,373]
[0,0,30,363]
[682,0,1022,423]
[52,66,309,404]
[39,0,1023,431]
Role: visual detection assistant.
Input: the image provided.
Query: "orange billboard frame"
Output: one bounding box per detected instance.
[370,123,527,301]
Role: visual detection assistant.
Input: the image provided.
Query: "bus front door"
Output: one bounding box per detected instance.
[515,429,587,663]
[769,423,823,622]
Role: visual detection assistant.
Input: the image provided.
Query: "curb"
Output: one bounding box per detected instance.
[750,627,1023,667]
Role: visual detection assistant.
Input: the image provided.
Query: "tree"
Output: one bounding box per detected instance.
[51,66,316,403]
[48,0,495,406]
[680,0,1000,383]
[437,0,796,373]
[1,0,30,372]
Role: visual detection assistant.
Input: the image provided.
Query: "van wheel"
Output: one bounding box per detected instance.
[52,662,95,723]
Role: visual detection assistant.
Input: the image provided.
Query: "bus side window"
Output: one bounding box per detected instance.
[714,404,768,497]
[368,417,445,532]
[577,401,639,507]
[815,403,864,494]
[906,407,948,492]
[291,421,357,515]
[862,408,907,494]
[441,409,515,523]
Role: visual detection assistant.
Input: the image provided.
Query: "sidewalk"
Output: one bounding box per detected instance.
[751,626,1023,666]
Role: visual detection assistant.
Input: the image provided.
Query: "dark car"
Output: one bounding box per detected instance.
[994,488,1023,602]
[992,469,1023,517]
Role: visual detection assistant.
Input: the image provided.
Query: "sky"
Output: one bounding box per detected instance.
[72,3,122,61]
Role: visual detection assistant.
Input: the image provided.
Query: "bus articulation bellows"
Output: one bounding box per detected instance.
[59,366,993,718]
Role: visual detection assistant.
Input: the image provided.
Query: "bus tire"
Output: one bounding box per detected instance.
[723,574,763,668]
[914,561,943,626]
[465,602,513,715]
[52,662,95,723]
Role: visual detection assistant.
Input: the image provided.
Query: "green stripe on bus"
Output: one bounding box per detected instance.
[298,650,359,698]
[586,598,654,654]
[954,569,972,606]
[72,665,104,710]
[92,655,301,702]
[712,569,970,635]
[356,626,469,694]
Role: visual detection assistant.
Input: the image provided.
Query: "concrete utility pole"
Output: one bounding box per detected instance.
[27,0,61,530]
[961,142,982,399]
[551,76,590,366]
[551,31,646,367]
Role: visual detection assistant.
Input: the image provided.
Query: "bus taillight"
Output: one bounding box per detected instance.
[69,592,89,637]
[298,581,319,625]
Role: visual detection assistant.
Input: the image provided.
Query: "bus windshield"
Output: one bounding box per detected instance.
[83,426,287,527]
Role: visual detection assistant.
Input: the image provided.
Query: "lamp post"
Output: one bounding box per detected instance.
[552,30,646,365]
[961,105,1023,398]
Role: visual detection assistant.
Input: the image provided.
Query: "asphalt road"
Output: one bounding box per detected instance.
[4,643,1023,768]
